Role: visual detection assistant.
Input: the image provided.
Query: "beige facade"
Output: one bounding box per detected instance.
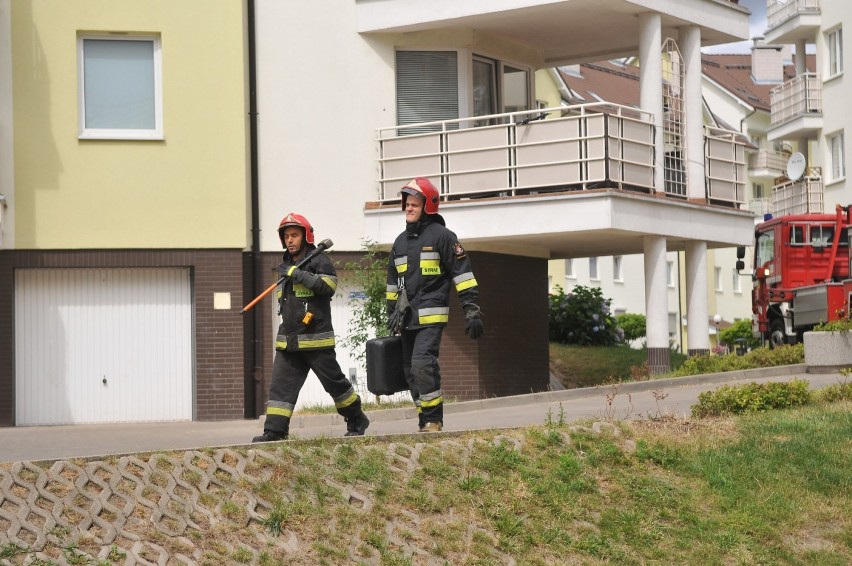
[7,0,249,250]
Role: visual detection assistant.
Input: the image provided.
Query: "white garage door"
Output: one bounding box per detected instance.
[15,268,193,425]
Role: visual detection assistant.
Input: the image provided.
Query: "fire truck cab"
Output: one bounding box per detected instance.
[743,205,852,346]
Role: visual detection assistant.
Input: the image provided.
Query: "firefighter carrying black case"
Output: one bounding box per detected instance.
[366,335,408,395]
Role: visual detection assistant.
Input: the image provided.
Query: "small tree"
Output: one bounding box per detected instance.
[616,313,646,343]
[549,285,622,346]
[339,240,389,364]
[719,318,760,350]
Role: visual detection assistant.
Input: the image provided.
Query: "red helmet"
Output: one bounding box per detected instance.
[400,177,440,215]
[278,212,315,246]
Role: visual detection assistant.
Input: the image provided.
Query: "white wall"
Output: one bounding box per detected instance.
[255,0,396,253]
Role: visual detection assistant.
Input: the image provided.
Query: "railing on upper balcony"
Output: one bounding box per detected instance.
[772,167,823,216]
[770,72,822,127]
[748,149,788,173]
[704,126,747,205]
[747,197,773,218]
[376,104,655,203]
[376,104,745,207]
[767,0,820,31]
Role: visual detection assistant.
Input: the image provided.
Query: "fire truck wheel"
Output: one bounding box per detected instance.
[769,319,786,348]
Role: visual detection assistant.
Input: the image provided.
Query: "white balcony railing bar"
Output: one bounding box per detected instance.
[376,104,745,206]
[767,0,820,31]
[770,72,822,127]
[704,126,747,205]
[772,167,823,216]
[748,149,789,173]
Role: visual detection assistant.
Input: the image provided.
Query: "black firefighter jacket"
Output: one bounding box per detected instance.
[386,216,479,329]
[275,247,339,351]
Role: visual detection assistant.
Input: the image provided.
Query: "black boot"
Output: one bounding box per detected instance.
[344,413,370,437]
[252,430,288,443]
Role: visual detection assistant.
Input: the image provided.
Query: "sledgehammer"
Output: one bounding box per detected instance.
[240,238,333,314]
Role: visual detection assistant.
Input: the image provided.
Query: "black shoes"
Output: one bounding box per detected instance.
[344,413,370,436]
[252,430,288,443]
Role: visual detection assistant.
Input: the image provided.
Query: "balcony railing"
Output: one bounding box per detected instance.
[377,104,654,202]
[767,0,820,31]
[748,149,788,174]
[747,197,772,218]
[772,168,823,216]
[705,126,747,205]
[770,73,822,127]
[376,104,745,206]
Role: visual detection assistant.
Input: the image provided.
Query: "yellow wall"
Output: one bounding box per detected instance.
[12,0,248,249]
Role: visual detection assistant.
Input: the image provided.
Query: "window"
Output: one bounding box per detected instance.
[790,225,805,245]
[811,225,835,246]
[565,258,575,279]
[827,27,843,77]
[502,65,530,113]
[828,131,845,181]
[78,35,162,140]
[756,230,775,268]
[666,261,675,287]
[714,266,723,292]
[472,57,498,126]
[613,256,623,282]
[732,267,742,293]
[589,257,599,281]
[396,51,459,134]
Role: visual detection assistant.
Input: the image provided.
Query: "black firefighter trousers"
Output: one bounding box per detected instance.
[264,348,362,435]
[401,324,444,425]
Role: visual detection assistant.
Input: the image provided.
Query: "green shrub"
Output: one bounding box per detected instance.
[670,344,803,377]
[813,381,852,403]
[719,318,761,350]
[548,285,622,346]
[691,379,812,417]
[812,318,852,332]
[615,313,646,342]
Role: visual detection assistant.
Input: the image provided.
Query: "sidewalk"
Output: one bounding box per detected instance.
[0,364,838,465]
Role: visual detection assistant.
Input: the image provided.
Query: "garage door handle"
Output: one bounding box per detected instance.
[102,377,107,385]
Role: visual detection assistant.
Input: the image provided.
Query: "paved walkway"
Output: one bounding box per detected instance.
[0,365,844,565]
[0,364,838,464]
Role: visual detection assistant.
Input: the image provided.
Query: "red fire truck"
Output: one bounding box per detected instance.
[737,204,852,346]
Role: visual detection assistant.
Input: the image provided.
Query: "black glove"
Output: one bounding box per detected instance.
[463,303,484,339]
[387,307,402,334]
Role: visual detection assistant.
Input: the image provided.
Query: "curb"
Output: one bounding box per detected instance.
[289,364,809,429]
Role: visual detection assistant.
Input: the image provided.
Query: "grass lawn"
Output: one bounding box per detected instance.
[550,343,688,388]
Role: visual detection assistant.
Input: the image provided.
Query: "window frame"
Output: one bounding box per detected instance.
[827,130,846,182]
[827,26,843,78]
[589,257,599,281]
[77,34,164,140]
[613,256,623,283]
[714,266,723,292]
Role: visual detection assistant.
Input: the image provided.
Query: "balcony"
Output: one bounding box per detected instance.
[376,104,745,208]
[771,168,824,216]
[748,149,788,179]
[768,73,822,140]
[765,0,821,44]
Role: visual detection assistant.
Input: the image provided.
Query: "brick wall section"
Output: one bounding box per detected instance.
[0,249,245,426]
[462,252,550,399]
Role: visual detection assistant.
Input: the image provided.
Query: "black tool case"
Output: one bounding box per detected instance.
[366,335,408,395]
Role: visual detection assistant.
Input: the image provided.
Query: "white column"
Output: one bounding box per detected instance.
[680,25,704,201]
[639,12,663,193]
[644,235,670,372]
[685,241,710,353]
[796,39,807,75]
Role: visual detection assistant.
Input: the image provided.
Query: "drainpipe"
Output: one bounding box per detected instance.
[247,0,263,418]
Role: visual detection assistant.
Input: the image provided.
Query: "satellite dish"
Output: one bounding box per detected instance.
[786,152,806,181]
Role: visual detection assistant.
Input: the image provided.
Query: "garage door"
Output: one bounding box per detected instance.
[15,268,193,425]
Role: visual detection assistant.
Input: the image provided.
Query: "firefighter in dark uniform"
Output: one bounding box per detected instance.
[386,178,484,432]
[253,213,369,442]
